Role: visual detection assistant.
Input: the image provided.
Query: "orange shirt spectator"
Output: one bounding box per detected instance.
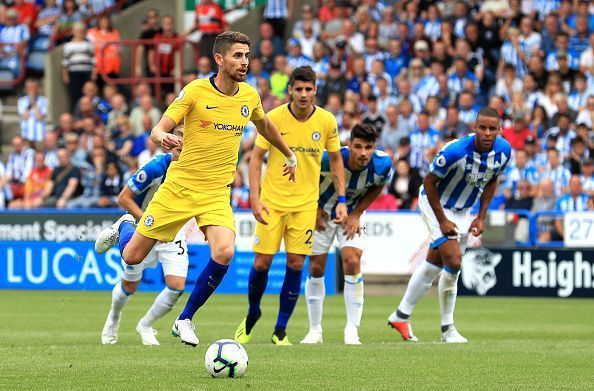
[195,0,226,35]
[87,15,121,76]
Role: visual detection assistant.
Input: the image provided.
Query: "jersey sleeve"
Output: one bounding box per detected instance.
[324,113,341,153]
[250,94,265,121]
[429,142,460,178]
[127,154,170,194]
[163,85,195,124]
[375,152,393,186]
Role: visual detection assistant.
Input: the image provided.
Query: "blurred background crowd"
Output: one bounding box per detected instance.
[2,0,594,243]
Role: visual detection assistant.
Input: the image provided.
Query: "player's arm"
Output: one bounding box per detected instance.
[328,150,347,224]
[151,116,181,152]
[118,187,144,221]
[424,172,458,237]
[469,177,498,237]
[344,184,384,239]
[252,116,297,181]
[249,145,270,224]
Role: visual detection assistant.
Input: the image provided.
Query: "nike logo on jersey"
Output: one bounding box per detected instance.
[206,105,218,109]
[281,132,289,135]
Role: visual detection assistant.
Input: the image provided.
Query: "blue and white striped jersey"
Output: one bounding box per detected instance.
[318,147,393,218]
[542,165,571,196]
[581,174,594,193]
[500,41,528,78]
[556,193,589,212]
[503,164,540,197]
[409,128,441,174]
[127,153,172,210]
[18,95,48,142]
[421,134,512,210]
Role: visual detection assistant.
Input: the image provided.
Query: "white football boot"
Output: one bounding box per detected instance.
[101,311,120,345]
[300,327,323,344]
[172,318,199,347]
[136,321,160,346]
[344,325,362,345]
[441,325,468,343]
[95,214,135,254]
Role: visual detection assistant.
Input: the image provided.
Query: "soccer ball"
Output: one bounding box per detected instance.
[204,339,248,378]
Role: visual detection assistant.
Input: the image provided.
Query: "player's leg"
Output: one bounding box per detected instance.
[137,239,188,345]
[301,221,336,344]
[437,231,468,343]
[101,261,143,344]
[272,252,306,345]
[173,225,234,345]
[301,253,327,344]
[342,246,364,345]
[235,211,285,344]
[271,209,316,345]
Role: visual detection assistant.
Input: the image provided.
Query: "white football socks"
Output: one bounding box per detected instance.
[305,276,325,331]
[139,287,183,328]
[110,282,133,316]
[397,261,442,317]
[439,268,460,327]
[344,273,364,328]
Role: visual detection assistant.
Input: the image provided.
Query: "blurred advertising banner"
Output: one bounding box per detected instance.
[460,247,594,298]
[0,242,336,294]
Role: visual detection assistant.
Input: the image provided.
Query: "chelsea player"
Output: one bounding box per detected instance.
[388,107,511,343]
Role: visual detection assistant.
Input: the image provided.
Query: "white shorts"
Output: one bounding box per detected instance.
[418,195,472,254]
[122,228,189,282]
[311,216,366,256]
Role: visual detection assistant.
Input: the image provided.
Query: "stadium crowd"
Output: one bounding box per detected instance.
[2,0,594,243]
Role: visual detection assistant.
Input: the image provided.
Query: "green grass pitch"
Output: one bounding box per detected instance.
[1,290,593,390]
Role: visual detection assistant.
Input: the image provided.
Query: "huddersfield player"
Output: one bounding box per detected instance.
[387,107,511,343]
[301,124,393,345]
[234,66,346,345]
[95,31,296,347]
[101,127,188,346]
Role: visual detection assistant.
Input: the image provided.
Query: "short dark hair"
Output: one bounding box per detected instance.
[350,123,379,143]
[213,31,251,57]
[288,66,316,86]
[477,107,500,120]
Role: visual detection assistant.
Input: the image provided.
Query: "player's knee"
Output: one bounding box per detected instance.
[121,279,139,293]
[442,252,462,269]
[165,277,186,291]
[342,256,361,275]
[309,261,325,278]
[286,256,305,270]
[211,245,234,265]
[122,250,144,266]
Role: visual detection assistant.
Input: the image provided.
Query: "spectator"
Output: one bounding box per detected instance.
[35,0,61,40]
[503,149,540,199]
[362,95,386,132]
[286,39,313,72]
[388,159,422,210]
[108,115,134,161]
[568,137,588,174]
[256,21,284,57]
[504,179,534,242]
[270,55,289,99]
[79,0,114,16]
[293,4,321,40]
[129,95,161,136]
[138,137,162,168]
[54,112,75,139]
[319,60,347,106]
[263,0,293,39]
[580,158,594,195]
[9,151,52,209]
[63,132,88,168]
[42,148,82,208]
[96,161,123,207]
[380,105,404,152]
[502,116,537,150]
[44,131,59,169]
[62,23,94,110]
[458,90,480,125]
[543,112,576,159]
[568,72,589,111]
[298,21,317,59]
[578,32,594,73]
[11,0,37,32]
[569,15,590,53]
[532,178,558,243]
[542,148,571,196]
[136,8,161,77]
[106,93,128,130]
[528,105,549,138]
[439,104,470,137]
[409,111,440,175]
[231,170,250,209]
[87,14,121,92]
[18,78,48,144]
[148,15,180,97]
[553,175,590,240]
[5,135,34,203]
[0,9,30,77]
[194,0,227,68]
[257,77,279,113]
[495,64,523,102]
[53,0,85,45]
[425,96,447,131]
[196,56,214,79]
[499,27,527,80]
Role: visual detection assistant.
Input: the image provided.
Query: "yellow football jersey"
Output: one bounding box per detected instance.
[256,104,340,211]
[163,76,265,193]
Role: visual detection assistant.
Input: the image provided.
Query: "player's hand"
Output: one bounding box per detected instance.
[469,217,485,237]
[252,199,270,225]
[283,153,297,182]
[439,219,459,237]
[334,203,348,224]
[343,214,361,240]
[161,133,183,152]
[316,209,328,231]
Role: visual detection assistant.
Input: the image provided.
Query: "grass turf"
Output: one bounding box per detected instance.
[0,290,593,390]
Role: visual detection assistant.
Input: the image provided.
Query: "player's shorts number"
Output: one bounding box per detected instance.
[175,240,186,255]
[305,229,313,245]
